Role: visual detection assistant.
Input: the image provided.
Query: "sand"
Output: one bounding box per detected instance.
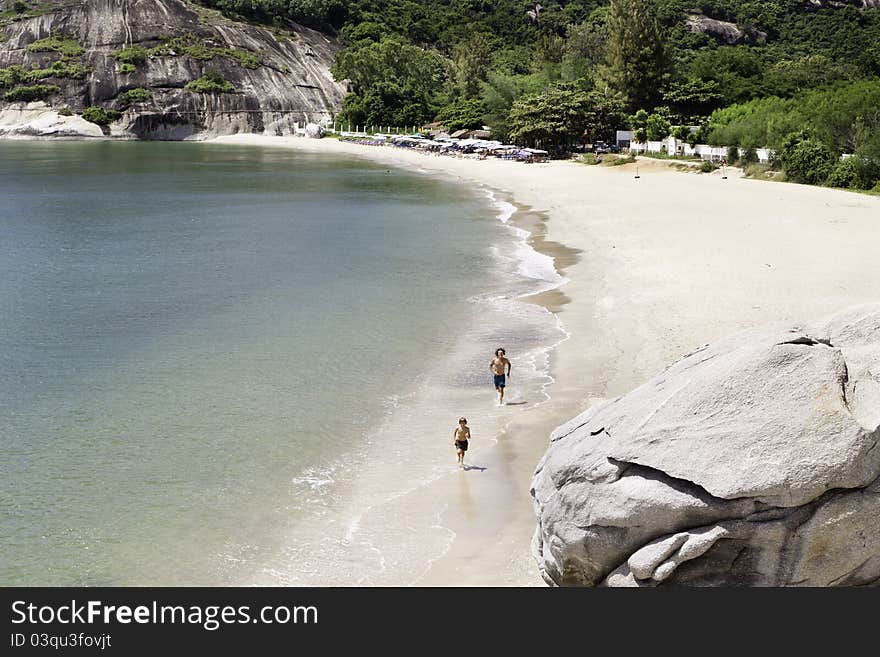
[211,134,880,586]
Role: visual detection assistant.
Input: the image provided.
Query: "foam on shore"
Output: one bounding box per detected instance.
[247,182,571,585]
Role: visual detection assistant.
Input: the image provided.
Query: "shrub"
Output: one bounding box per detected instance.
[726,145,740,164]
[118,63,136,74]
[57,106,72,115]
[13,1,29,12]
[185,70,235,93]
[24,59,90,81]
[116,87,152,107]
[778,134,835,185]
[0,65,24,88]
[3,83,59,101]
[699,160,718,173]
[741,147,759,165]
[26,35,83,57]
[81,106,122,125]
[827,157,860,189]
[147,37,260,69]
[228,49,260,69]
[578,153,600,165]
[827,157,880,190]
[114,46,149,65]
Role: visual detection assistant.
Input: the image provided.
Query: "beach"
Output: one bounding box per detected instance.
[210,134,880,586]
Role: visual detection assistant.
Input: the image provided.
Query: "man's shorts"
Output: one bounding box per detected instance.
[493,374,506,388]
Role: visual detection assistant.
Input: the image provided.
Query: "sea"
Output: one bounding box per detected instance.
[0,140,565,585]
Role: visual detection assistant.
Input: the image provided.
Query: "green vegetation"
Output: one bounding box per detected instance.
[145,36,261,69]
[0,2,55,25]
[508,83,625,147]
[81,106,121,125]
[185,70,236,93]
[114,46,149,65]
[3,0,876,191]
[604,0,670,111]
[435,98,486,132]
[116,87,152,107]
[111,37,261,70]
[118,63,136,74]
[0,61,91,89]
[578,153,600,165]
[699,160,718,173]
[3,83,60,101]
[603,153,635,166]
[57,106,72,115]
[26,35,83,57]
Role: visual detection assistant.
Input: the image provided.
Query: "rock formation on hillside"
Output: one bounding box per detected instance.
[531,304,880,586]
[686,14,767,45]
[0,0,345,138]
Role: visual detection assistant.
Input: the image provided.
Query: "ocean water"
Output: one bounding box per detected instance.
[0,140,564,585]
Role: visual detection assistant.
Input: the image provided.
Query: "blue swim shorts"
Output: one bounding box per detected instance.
[493,374,506,388]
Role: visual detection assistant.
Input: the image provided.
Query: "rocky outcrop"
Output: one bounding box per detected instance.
[0,0,345,138]
[531,304,880,586]
[686,14,767,45]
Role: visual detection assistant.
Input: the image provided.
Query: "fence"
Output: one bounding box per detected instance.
[629,137,773,163]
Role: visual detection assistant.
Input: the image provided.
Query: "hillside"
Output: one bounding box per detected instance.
[0,0,345,138]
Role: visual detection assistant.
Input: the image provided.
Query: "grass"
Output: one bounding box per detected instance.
[81,106,121,125]
[577,153,601,166]
[743,163,784,181]
[185,70,235,93]
[3,83,60,101]
[118,63,136,74]
[635,151,703,163]
[26,35,84,57]
[600,154,636,167]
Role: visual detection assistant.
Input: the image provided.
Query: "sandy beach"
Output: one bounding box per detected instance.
[212,133,880,586]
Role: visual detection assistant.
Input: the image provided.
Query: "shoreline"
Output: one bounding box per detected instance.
[214,134,880,585]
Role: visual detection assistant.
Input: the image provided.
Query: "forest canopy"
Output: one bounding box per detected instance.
[195,0,880,186]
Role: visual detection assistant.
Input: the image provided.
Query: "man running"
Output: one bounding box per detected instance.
[490,347,511,405]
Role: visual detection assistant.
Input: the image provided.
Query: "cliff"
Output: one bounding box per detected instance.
[0,0,346,138]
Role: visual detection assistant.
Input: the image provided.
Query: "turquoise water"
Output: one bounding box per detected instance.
[0,141,529,585]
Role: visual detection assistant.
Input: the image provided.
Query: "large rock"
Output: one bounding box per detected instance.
[686,14,766,45]
[0,0,346,139]
[531,304,880,586]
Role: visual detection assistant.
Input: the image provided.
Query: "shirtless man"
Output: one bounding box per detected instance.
[490,347,511,405]
[453,417,471,468]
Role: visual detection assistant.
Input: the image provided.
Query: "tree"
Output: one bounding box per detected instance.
[508,83,625,147]
[645,113,670,141]
[453,32,494,98]
[331,36,448,126]
[562,12,608,81]
[435,98,486,132]
[630,108,649,143]
[603,0,670,111]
